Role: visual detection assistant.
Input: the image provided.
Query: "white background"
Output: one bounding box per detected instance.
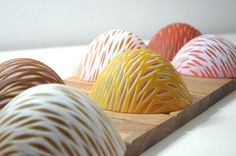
[0,0,236,51]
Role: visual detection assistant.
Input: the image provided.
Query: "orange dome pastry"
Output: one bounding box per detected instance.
[74,29,146,82]
[89,48,192,113]
[0,58,64,108]
[148,23,201,61]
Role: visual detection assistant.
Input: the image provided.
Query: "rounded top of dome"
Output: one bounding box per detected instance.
[172,35,236,78]
[0,58,64,108]
[74,29,146,82]
[0,84,125,156]
[90,48,192,113]
[148,23,201,61]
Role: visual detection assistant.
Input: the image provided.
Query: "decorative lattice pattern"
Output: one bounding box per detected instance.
[148,23,201,61]
[74,29,146,82]
[90,48,192,113]
[0,84,125,156]
[172,35,236,78]
[0,58,64,109]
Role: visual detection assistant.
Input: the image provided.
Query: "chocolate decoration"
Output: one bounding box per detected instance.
[148,23,201,61]
[0,84,125,156]
[74,29,146,82]
[90,48,192,113]
[172,35,236,78]
[0,58,64,108]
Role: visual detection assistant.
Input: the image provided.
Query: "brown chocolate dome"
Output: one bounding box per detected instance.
[0,58,64,108]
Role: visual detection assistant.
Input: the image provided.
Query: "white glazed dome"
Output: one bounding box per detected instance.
[74,29,146,82]
[0,84,125,156]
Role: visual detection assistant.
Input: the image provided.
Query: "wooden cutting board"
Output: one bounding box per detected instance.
[65,75,235,156]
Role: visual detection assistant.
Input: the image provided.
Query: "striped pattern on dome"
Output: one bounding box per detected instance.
[0,84,125,156]
[0,58,64,109]
[90,48,192,113]
[74,29,146,82]
[148,23,201,61]
[172,35,236,78]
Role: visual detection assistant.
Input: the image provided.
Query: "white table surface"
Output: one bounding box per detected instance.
[0,33,236,156]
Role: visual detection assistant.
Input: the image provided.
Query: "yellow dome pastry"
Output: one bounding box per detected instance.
[89,48,192,113]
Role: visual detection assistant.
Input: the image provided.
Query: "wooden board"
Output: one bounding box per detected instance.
[65,76,235,156]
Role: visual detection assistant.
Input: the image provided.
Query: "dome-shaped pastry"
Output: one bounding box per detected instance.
[0,58,64,109]
[0,84,125,156]
[74,29,146,82]
[148,23,201,61]
[172,35,236,78]
[89,48,192,113]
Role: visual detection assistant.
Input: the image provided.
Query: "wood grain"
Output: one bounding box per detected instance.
[65,77,93,93]
[65,75,235,156]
